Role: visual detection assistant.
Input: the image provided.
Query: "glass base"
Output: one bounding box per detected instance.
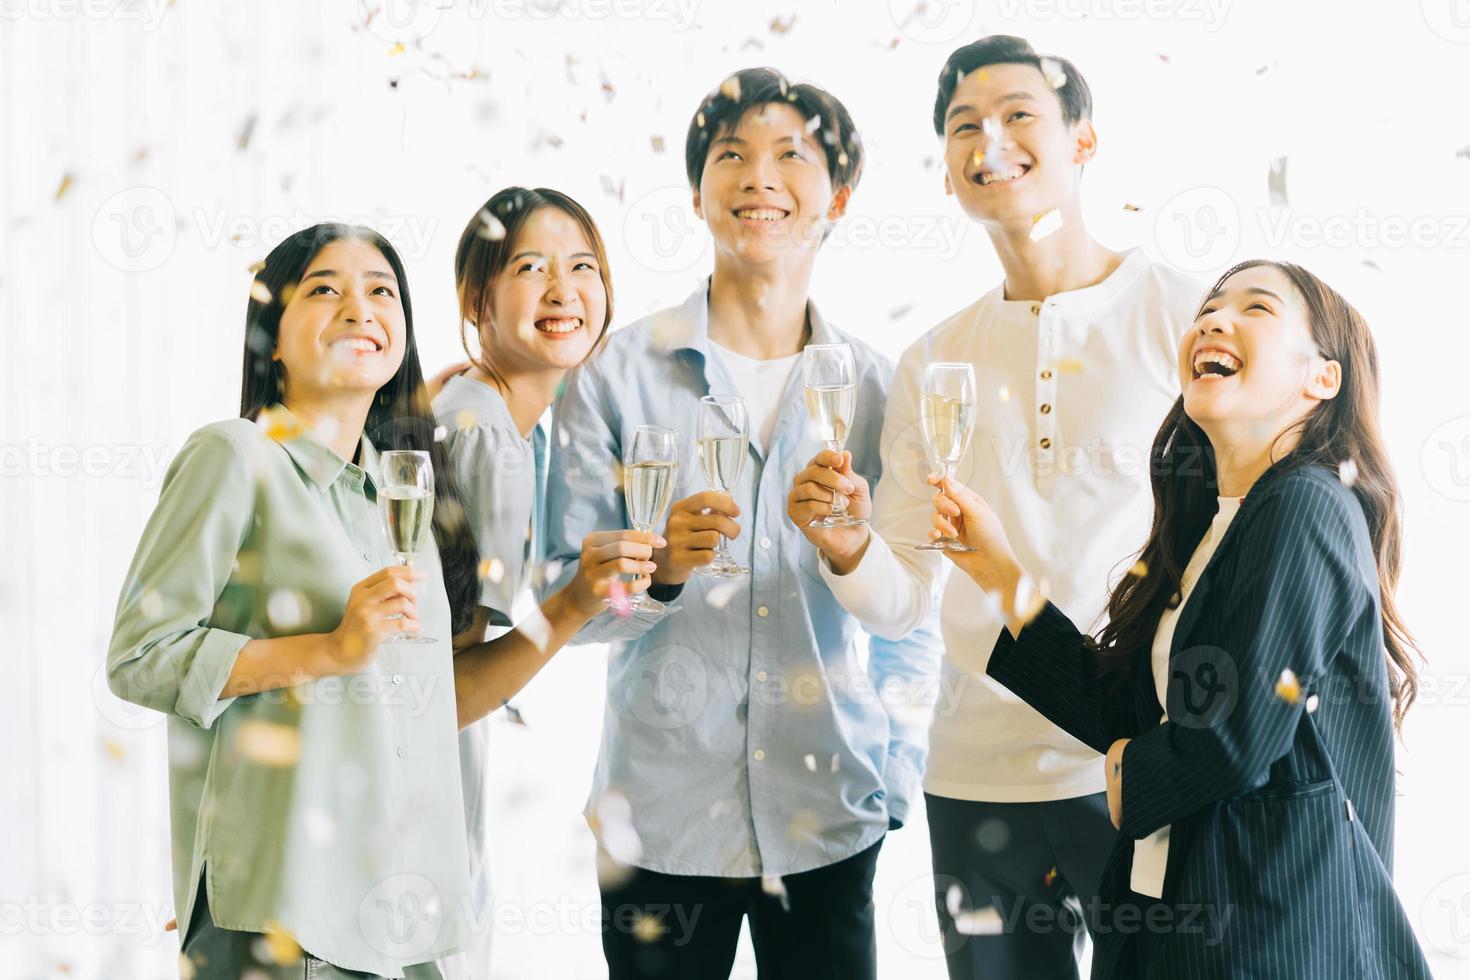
[605,593,666,615]
[808,514,869,529]
[388,632,437,644]
[915,538,976,552]
[695,559,749,578]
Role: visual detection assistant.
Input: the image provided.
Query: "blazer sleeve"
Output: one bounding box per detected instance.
[1117,470,1367,840]
[986,600,1123,755]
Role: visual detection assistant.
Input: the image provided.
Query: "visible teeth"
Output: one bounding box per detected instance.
[980,167,1025,185]
[331,337,378,352]
[1193,350,1242,376]
[537,318,581,334]
[735,208,786,221]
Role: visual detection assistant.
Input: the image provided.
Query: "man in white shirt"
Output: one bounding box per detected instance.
[786,36,1203,980]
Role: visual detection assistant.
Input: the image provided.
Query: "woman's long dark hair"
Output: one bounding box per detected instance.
[1094,259,1421,728]
[239,223,480,637]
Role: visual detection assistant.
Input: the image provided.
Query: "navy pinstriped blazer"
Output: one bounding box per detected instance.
[987,462,1431,979]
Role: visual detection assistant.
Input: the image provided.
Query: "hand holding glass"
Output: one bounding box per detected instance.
[615,425,680,613]
[695,396,749,577]
[916,362,977,552]
[802,343,866,528]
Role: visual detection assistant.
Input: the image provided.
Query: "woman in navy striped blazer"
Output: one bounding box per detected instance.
[927,259,1431,978]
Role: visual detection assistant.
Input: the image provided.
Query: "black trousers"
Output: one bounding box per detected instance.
[925,792,1116,980]
[599,837,883,979]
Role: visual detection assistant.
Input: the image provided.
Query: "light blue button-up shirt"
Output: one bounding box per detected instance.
[542,282,943,878]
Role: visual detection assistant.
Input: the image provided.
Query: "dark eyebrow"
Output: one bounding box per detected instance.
[946,92,1038,123]
[1202,286,1284,305]
[302,268,397,283]
[711,135,746,148]
[509,251,545,262]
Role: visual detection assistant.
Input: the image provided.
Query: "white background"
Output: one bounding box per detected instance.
[4,0,1470,977]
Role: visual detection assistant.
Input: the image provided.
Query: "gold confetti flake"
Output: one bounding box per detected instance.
[258,405,304,443]
[178,954,197,980]
[1337,459,1358,488]
[237,720,300,767]
[1127,559,1149,578]
[632,913,663,943]
[720,75,741,101]
[103,739,125,762]
[1039,57,1067,90]
[761,874,791,911]
[1057,358,1084,375]
[249,281,273,305]
[998,385,1011,403]
[139,589,165,620]
[696,111,705,129]
[1029,208,1063,242]
[1275,668,1301,705]
[769,15,795,33]
[946,883,1004,935]
[481,558,506,584]
[258,923,302,964]
[247,258,267,274]
[650,135,665,154]
[1044,865,1059,886]
[55,173,75,200]
[1122,203,1143,213]
[455,409,477,431]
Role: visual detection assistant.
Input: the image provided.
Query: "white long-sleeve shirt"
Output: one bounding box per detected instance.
[821,248,1204,802]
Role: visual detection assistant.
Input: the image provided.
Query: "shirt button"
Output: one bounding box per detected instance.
[1039,437,1053,450]
[757,606,769,618]
[1040,369,1053,381]
[756,670,769,682]
[760,537,772,550]
[753,749,766,762]
[1029,303,1041,315]
[1040,403,1052,414]
[396,746,406,759]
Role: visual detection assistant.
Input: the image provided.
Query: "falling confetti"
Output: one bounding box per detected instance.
[237,720,300,767]
[1275,668,1301,705]
[1337,459,1358,488]
[388,41,405,57]
[501,700,527,726]
[236,115,257,152]
[946,884,1004,935]
[1013,576,1047,627]
[1127,559,1149,578]
[708,798,733,819]
[769,14,796,33]
[591,790,643,868]
[803,753,817,772]
[720,75,741,101]
[1044,866,1059,887]
[139,589,164,620]
[632,913,662,943]
[650,135,665,154]
[255,923,302,964]
[761,874,791,911]
[303,807,334,845]
[1038,57,1066,90]
[258,405,304,442]
[476,208,506,241]
[480,558,506,584]
[1122,203,1143,213]
[889,303,914,320]
[103,739,125,762]
[178,954,197,980]
[1268,157,1289,208]
[55,173,75,200]
[608,576,632,618]
[787,809,821,844]
[805,114,823,135]
[432,425,447,442]
[266,589,309,629]
[980,116,1005,173]
[247,258,267,274]
[1305,694,1320,714]
[1029,208,1063,242]
[998,385,1011,403]
[830,753,840,774]
[1057,358,1084,375]
[519,605,553,650]
[704,577,744,610]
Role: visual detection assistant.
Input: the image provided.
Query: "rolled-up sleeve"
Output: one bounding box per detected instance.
[107,425,255,729]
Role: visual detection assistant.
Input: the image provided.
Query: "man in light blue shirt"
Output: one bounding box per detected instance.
[542,68,942,979]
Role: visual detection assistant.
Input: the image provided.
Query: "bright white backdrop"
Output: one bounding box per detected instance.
[4,1,1470,977]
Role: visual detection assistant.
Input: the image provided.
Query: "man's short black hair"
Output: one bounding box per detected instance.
[932,35,1092,136]
[685,67,864,192]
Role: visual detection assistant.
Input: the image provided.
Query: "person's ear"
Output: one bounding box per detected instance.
[943,169,954,197]
[691,189,703,221]
[826,184,852,222]
[1305,359,1342,401]
[1073,118,1099,166]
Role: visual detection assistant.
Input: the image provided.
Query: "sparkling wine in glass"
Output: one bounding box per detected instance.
[802,343,866,528]
[614,425,680,613]
[378,449,437,642]
[916,362,977,553]
[695,395,749,578]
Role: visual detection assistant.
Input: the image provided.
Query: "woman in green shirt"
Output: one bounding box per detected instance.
[108,223,661,978]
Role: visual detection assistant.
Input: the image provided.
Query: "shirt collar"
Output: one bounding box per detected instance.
[661,276,842,358]
[990,246,1149,318]
[263,404,377,493]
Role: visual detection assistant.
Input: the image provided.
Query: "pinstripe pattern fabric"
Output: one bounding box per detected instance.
[986,463,1431,979]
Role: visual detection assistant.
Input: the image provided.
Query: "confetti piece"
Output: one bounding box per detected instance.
[1456,145,1470,160]
[303,807,334,845]
[761,874,791,911]
[787,809,821,843]
[837,151,849,167]
[480,558,506,584]
[140,589,164,620]
[769,14,795,33]
[1057,358,1084,375]
[1275,668,1301,705]
[1044,865,1059,887]
[1029,208,1063,242]
[708,798,733,819]
[632,913,662,943]
[501,701,527,726]
[178,955,197,980]
[1039,57,1066,89]
[720,75,741,101]
[520,605,553,650]
[257,923,302,964]
[1013,576,1047,627]
[1122,203,1143,212]
[1337,459,1358,488]
[55,174,75,200]
[650,135,665,153]
[696,110,705,129]
[803,753,817,772]
[998,385,1011,403]
[980,117,1005,173]
[1268,157,1288,208]
[237,720,300,767]
[704,577,744,610]
[432,425,447,442]
[1305,694,1320,714]
[247,258,267,274]
[455,409,477,431]
[608,576,632,618]
[103,739,125,762]
[476,208,506,241]
[1128,559,1149,578]
[805,115,823,135]
[889,303,914,320]
[258,405,304,442]
[388,41,405,57]
[946,884,1004,935]
[266,589,309,629]
[236,115,257,152]
[591,791,643,867]
[830,753,840,774]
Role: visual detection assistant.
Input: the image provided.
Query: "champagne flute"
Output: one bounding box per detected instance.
[802,343,866,528]
[378,449,437,642]
[613,425,679,613]
[695,395,749,578]
[916,362,977,553]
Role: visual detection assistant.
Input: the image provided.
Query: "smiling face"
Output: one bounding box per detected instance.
[941,62,1094,231]
[693,101,851,266]
[1180,263,1342,444]
[273,238,407,402]
[476,205,607,374]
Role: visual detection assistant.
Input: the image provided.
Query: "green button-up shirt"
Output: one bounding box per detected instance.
[107,409,471,976]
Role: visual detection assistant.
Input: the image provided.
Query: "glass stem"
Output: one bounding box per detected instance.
[827,440,849,518]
